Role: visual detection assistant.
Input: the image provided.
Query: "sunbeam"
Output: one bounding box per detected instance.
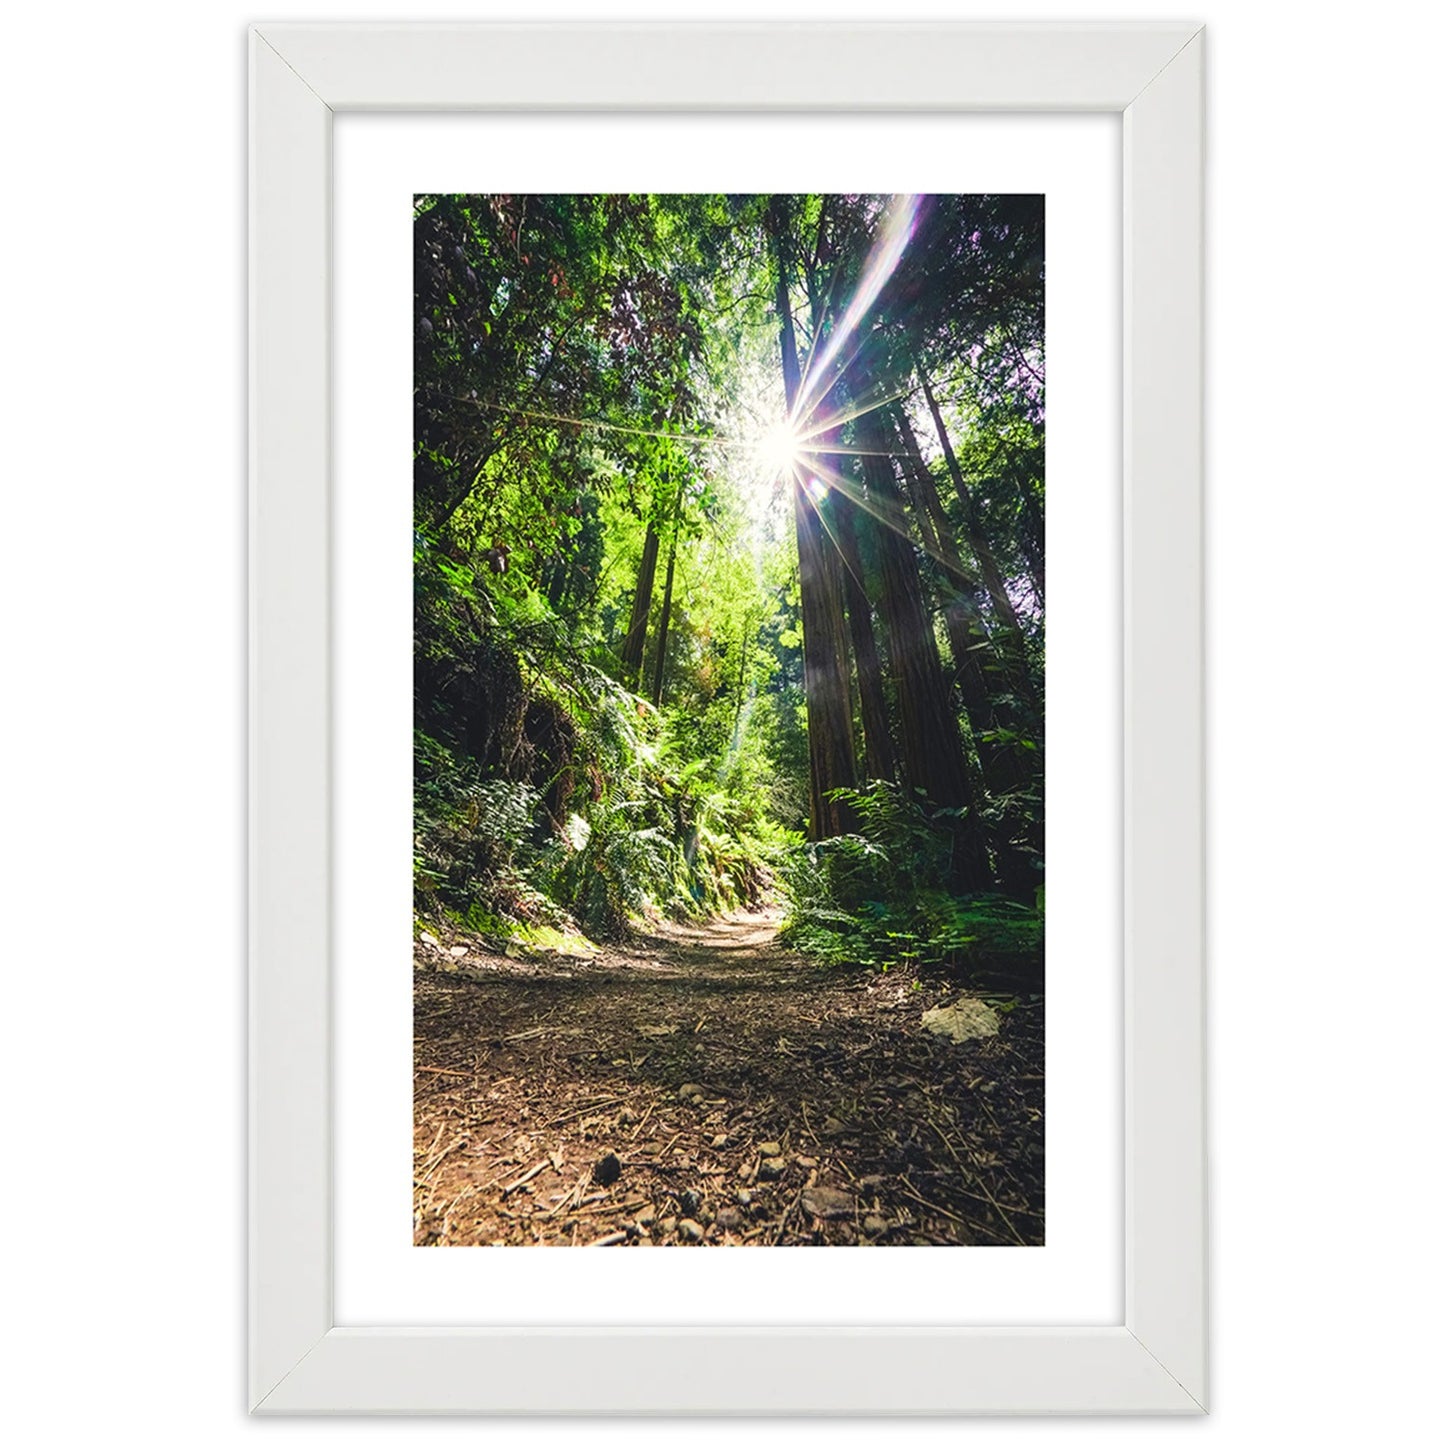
[790,195,925,432]
[794,388,914,446]
[446,383,910,481]
[788,459,869,598]
[788,440,980,598]
[450,393,756,453]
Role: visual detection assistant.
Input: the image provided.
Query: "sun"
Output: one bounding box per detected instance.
[755,419,804,478]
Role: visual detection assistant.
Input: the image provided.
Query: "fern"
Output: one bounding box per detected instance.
[777,780,1042,975]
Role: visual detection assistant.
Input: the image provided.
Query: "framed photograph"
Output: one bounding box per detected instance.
[250,21,1205,1414]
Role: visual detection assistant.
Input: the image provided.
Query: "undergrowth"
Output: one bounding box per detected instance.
[413,534,781,945]
[777,781,1043,977]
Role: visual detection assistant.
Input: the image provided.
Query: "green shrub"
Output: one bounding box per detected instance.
[778,781,1042,976]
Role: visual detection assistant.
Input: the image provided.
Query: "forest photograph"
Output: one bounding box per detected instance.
[413,192,1045,1248]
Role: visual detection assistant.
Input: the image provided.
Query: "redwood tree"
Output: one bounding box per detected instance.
[769,195,857,839]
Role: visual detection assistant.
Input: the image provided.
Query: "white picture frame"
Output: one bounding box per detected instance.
[249,20,1205,1415]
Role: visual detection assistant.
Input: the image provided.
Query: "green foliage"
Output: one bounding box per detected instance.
[411,192,1045,963]
[778,782,1042,975]
[550,805,679,939]
[413,505,784,940]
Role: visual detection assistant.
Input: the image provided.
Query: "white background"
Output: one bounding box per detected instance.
[1,0,1439,1439]
[333,111,1119,1327]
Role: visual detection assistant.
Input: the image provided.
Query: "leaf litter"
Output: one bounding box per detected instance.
[413,911,1043,1247]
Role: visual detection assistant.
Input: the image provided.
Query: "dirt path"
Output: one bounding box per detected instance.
[414,910,1043,1247]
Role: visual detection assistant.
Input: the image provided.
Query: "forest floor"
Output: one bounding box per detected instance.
[414,909,1043,1247]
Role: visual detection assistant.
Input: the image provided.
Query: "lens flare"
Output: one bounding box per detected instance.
[756,419,803,477]
[793,195,925,429]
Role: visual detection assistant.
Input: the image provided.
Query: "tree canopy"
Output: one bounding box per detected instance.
[413,192,1044,975]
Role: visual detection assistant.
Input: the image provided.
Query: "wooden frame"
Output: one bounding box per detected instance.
[249,20,1205,1414]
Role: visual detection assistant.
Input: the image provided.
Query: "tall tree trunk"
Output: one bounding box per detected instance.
[890,407,996,722]
[893,404,1031,806]
[619,520,659,683]
[834,482,896,784]
[917,365,1037,710]
[855,401,991,889]
[769,196,857,839]
[649,493,682,707]
[810,356,890,783]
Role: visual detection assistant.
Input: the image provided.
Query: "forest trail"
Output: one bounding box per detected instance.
[414,913,1044,1247]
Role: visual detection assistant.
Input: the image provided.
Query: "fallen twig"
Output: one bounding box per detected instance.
[540,1095,627,1129]
[570,1201,633,1219]
[502,1160,550,1195]
[413,1138,469,1190]
[544,1171,591,1217]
